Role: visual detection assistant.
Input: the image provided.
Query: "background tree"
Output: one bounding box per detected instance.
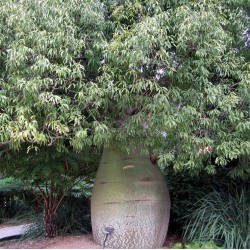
[1,147,99,237]
[0,0,106,238]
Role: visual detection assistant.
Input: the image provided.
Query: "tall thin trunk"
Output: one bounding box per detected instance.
[40,171,79,238]
[44,195,56,238]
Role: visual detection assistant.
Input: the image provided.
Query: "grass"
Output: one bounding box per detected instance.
[184,184,250,249]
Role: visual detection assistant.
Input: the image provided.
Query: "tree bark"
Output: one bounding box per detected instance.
[91,147,170,249]
[44,196,56,238]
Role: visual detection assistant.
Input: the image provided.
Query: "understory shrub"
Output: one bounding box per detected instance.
[22,195,92,240]
[164,167,214,234]
[55,195,92,234]
[0,177,34,221]
[164,164,243,235]
[184,184,250,249]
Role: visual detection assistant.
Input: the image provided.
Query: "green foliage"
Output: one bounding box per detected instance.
[172,241,222,249]
[0,0,249,242]
[1,146,99,187]
[0,177,35,221]
[22,195,92,239]
[0,177,24,193]
[184,241,222,249]
[164,167,213,233]
[0,0,108,152]
[171,242,183,249]
[184,184,250,249]
[165,163,250,239]
[99,0,250,178]
[0,0,249,178]
[0,147,98,237]
[55,196,92,235]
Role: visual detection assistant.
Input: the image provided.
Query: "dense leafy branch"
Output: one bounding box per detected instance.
[0,0,249,177]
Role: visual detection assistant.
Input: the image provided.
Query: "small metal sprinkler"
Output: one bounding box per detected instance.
[103,227,114,249]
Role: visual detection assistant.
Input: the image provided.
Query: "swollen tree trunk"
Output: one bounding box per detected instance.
[91,147,170,249]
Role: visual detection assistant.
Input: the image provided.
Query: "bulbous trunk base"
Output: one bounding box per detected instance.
[91,147,170,249]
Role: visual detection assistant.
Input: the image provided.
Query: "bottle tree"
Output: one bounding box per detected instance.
[91,1,249,247]
[0,0,249,248]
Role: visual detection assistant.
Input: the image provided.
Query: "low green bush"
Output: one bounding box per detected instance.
[164,167,214,234]
[164,165,243,236]
[0,177,25,193]
[22,195,92,240]
[184,184,250,249]
[172,241,221,249]
[56,195,92,235]
[0,177,34,221]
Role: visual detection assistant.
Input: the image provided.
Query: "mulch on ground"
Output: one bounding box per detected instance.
[0,233,180,249]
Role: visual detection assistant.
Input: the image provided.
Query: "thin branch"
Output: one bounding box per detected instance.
[52,176,85,213]
[45,180,49,196]
[36,185,47,200]
[0,141,10,146]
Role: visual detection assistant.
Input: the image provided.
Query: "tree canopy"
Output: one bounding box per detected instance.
[0,0,249,177]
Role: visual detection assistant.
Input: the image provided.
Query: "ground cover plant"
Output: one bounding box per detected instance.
[184,183,250,249]
[172,241,222,249]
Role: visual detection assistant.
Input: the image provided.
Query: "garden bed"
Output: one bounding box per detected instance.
[0,232,179,249]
